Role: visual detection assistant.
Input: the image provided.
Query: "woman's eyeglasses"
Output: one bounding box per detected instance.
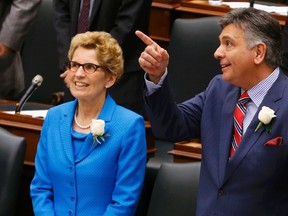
[67,61,102,74]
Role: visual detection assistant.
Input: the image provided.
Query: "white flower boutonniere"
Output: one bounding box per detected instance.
[90,119,109,144]
[254,106,276,133]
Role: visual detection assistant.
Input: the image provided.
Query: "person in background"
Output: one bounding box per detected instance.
[30,31,147,216]
[0,0,41,100]
[53,0,152,116]
[281,17,288,75]
[136,7,288,215]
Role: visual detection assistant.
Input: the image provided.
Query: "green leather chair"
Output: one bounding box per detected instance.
[0,127,26,216]
[147,162,201,216]
[167,17,221,103]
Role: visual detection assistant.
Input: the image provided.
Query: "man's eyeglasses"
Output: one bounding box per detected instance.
[67,61,102,74]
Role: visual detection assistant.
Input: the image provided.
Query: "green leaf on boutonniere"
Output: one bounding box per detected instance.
[265,124,272,133]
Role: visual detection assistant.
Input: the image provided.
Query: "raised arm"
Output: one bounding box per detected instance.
[135,30,169,84]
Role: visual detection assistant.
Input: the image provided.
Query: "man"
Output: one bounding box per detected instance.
[136,8,288,215]
[0,0,41,100]
[53,0,151,115]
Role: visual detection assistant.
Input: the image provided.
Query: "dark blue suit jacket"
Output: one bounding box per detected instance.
[145,72,288,216]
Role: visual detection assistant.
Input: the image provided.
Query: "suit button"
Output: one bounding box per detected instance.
[218,189,224,196]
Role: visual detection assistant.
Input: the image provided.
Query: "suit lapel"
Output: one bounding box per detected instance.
[218,87,239,184]
[89,0,103,28]
[60,100,78,164]
[224,120,262,183]
[223,72,286,184]
[74,133,95,163]
[70,0,81,34]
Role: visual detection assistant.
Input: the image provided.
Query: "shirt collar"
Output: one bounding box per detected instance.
[244,67,279,108]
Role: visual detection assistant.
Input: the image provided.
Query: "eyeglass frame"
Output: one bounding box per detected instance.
[66,61,104,74]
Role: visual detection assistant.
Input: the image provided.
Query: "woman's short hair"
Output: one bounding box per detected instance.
[68,31,124,81]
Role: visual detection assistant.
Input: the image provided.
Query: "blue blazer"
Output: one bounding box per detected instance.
[30,95,147,216]
[146,72,288,216]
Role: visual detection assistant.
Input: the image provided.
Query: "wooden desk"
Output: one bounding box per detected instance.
[168,140,202,162]
[150,0,181,48]
[0,112,42,166]
[177,0,287,26]
[149,0,288,46]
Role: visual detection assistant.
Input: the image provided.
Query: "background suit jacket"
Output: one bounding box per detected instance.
[0,0,40,99]
[30,95,147,216]
[281,19,288,76]
[53,0,151,73]
[145,71,288,216]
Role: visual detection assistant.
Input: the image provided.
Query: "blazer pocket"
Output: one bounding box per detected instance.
[264,136,283,146]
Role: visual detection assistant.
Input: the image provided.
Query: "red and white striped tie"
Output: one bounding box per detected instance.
[230,91,250,157]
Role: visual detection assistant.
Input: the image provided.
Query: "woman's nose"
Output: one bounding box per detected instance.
[75,66,86,76]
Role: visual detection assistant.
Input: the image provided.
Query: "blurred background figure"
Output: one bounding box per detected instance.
[53,0,152,116]
[281,17,288,75]
[0,0,41,100]
[30,31,147,216]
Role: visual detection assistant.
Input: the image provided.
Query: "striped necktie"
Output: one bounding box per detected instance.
[230,91,250,157]
[77,0,90,33]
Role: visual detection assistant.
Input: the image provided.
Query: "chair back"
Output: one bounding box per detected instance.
[167,17,221,103]
[0,127,26,216]
[147,162,201,216]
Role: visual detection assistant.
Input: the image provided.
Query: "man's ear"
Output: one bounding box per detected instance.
[254,43,266,64]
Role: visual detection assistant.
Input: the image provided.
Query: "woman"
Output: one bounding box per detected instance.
[30,31,147,215]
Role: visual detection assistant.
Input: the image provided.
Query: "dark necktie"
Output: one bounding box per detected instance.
[230,91,250,157]
[77,0,90,33]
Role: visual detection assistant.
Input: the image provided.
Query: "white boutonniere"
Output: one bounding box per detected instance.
[90,119,109,144]
[254,106,276,133]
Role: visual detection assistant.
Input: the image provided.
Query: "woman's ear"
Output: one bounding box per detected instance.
[105,73,117,88]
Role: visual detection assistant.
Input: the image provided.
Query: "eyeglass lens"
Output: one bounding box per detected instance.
[69,61,100,73]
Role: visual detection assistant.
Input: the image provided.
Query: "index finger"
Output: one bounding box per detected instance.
[135,30,155,46]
